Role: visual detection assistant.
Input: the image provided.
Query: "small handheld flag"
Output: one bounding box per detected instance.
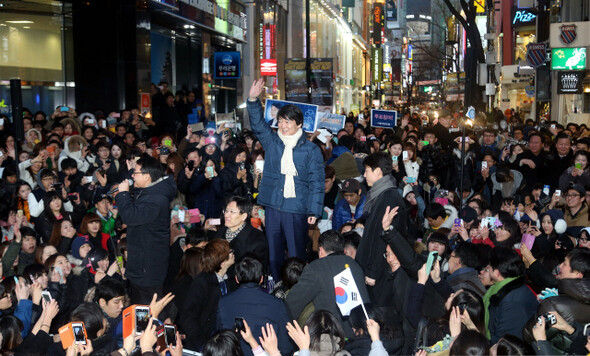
[333,264,369,319]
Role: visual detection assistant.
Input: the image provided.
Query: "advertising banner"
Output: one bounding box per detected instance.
[551,48,586,70]
[213,51,241,79]
[284,58,333,108]
[557,71,584,94]
[264,99,318,133]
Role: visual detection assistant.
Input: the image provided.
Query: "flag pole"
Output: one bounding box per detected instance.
[345,264,370,320]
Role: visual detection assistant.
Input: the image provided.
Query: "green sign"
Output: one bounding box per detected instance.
[372,47,383,83]
[551,48,587,70]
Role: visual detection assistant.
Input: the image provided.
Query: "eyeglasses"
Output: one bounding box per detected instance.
[565,194,581,198]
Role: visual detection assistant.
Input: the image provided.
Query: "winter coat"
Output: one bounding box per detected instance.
[286,253,370,338]
[219,161,255,200]
[217,282,293,356]
[179,271,222,351]
[488,276,538,344]
[564,203,590,227]
[58,135,91,172]
[332,195,366,231]
[177,169,223,219]
[538,278,590,324]
[247,99,325,217]
[558,166,590,191]
[544,150,573,189]
[116,175,176,287]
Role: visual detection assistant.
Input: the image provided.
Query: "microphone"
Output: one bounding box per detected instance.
[108,179,134,195]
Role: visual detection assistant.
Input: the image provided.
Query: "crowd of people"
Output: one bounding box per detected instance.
[0,79,589,356]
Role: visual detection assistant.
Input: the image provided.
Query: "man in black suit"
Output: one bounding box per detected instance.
[286,230,370,337]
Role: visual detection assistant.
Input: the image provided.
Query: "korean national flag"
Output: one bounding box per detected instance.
[333,266,363,316]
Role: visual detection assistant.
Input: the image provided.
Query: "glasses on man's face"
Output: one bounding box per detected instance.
[565,194,581,198]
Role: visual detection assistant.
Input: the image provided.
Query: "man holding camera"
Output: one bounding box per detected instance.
[247,79,325,280]
[116,156,177,304]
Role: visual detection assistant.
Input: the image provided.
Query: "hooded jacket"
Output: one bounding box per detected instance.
[116,175,176,286]
[58,135,91,172]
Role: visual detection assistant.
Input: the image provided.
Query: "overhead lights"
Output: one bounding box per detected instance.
[6,20,34,24]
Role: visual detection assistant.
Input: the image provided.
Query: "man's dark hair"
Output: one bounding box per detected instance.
[186,226,208,246]
[226,196,252,218]
[318,230,344,255]
[363,152,392,176]
[202,330,244,356]
[280,257,305,290]
[483,128,497,136]
[60,157,78,171]
[40,169,56,180]
[276,104,303,126]
[94,279,125,304]
[568,248,590,278]
[555,132,571,143]
[115,123,126,131]
[136,156,163,181]
[338,135,356,150]
[325,165,335,180]
[70,302,106,340]
[425,203,446,220]
[422,128,437,139]
[342,231,361,250]
[454,242,481,270]
[528,132,544,143]
[576,137,590,148]
[235,257,263,284]
[20,226,36,239]
[489,247,525,278]
[184,147,201,160]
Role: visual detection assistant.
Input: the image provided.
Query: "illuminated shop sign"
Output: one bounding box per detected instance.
[551,48,587,70]
[511,8,536,27]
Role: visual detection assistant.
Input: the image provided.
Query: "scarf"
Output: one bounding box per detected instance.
[277,129,303,198]
[483,276,518,339]
[364,175,396,214]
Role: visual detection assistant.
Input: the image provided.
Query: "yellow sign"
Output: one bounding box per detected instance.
[474,0,485,13]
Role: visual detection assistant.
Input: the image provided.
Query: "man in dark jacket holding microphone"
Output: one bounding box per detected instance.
[247,79,325,279]
[116,156,177,303]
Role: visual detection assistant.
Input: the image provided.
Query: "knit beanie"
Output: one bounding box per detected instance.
[71,236,94,260]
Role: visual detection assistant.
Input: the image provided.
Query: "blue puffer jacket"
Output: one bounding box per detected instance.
[247,99,325,217]
[332,195,366,231]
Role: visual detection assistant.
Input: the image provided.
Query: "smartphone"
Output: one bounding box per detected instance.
[225,122,235,128]
[482,161,488,169]
[164,324,177,346]
[555,190,561,197]
[543,185,550,196]
[135,306,150,335]
[209,218,221,226]
[258,209,265,217]
[402,151,409,160]
[454,218,463,228]
[52,182,63,190]
[67,193,77,202]
[156,325,167,350]
[188,208,201,224]
[233,317,245,332]
[72,322,87,345]
[239,162,246,170]
[421,140,429,146]
[101,120,107,129]
[575,162,582,170]
[206,166,215,177]
[112,113,121,118]
[17,210,23,218]
[83,176,93,184]
[41,291,52,302]
[254,160,264,172]
[406,177,416,183]
[392,156,398,164]
[551,124,556,130]
[360,136,367,142]
[187,160,195,171]
[60,106,69,112]
[0,119,4,126]
[435,197,449,206]
[163,139,172,147]
[105,159,112,164]
[47,146,56,154]
[116,256,124,270]
[205,137,216,145]
[425,251,439,276]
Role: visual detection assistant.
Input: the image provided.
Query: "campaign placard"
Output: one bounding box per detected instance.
[370,109,397,128]
[316,112,346,134]
[264,99,318,133]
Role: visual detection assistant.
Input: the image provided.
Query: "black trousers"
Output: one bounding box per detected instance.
[129,282,163,305]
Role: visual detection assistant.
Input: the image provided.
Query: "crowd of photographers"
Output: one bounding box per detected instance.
[0,94,589,356]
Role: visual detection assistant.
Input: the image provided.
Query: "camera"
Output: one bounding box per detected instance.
[187,160,195,171]
[239,162,246,170]
[538,314,557,328]
[159,146,170,155]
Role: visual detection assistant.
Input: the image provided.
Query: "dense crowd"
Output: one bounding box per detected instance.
[0,80,589,356]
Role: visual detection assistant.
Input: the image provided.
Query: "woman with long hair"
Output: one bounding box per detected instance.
[34,191,72,243]
[48,219,77,255]
[14,181,33,222]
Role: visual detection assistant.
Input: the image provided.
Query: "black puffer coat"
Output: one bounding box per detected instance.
[539,278,590,324]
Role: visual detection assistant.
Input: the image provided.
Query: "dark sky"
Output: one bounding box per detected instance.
[407,0,431,16]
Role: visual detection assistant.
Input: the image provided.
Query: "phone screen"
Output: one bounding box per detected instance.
[425,251,438,276]
[72,323,86,344]
[135,307,150,334]
[42,291,52,302]
[164,325,176,346]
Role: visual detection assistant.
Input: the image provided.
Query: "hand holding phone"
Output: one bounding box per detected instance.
[425,251,439,277]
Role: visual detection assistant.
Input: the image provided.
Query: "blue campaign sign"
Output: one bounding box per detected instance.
[213,52,241,79]
[317,112,346,134]
[370,109,397,128]
[264,99,318,133]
